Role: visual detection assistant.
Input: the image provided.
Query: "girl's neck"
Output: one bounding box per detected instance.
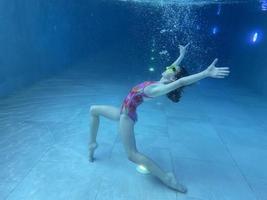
[159,77,171,84]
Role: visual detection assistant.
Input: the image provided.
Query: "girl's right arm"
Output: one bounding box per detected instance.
[151,58,230,97]
[152,70,208,97]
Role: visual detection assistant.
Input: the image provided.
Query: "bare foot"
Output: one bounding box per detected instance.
[163,172,187,193]
[88,142,98,162]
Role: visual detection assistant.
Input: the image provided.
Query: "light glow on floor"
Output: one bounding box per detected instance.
[136,165,150,174]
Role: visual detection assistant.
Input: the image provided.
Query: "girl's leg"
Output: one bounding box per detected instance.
[89,105,120,162]
[119,113,187,193]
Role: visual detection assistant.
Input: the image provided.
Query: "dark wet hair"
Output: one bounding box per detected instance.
[166,66,189,103]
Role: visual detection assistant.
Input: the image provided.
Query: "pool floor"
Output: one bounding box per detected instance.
[0,67,266,200]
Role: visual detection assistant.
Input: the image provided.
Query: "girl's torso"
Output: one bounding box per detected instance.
[120,81,160,113]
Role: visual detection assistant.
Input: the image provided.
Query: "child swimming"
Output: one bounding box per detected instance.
[88,43,230,193]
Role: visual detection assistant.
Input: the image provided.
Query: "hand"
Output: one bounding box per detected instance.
[205,58,230,78]
[179,43,190,55]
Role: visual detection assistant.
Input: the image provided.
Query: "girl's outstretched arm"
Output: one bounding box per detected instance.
[171,43,190,69]
[152,58,230,97]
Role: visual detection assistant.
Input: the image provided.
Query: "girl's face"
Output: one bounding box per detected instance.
[161,66,180,82]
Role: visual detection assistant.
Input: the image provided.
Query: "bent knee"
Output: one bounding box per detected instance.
[90,105,99,116]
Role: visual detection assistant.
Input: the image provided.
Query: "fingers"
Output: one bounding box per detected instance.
[219,74,229,77]
[218,71,230,75]
[216,72,230,78]
[218,67,229,70]
[214,68,230,78]
[218,68,230,74]
[215,74,227,78]
[211,58,218,66]
[218,73,229,77]
[218,70,230,75]
[217,67,230,74]
[218,70,230,74]
[179,43,190,48]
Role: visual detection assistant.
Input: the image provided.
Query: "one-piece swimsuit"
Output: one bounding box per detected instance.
[120,81,157,123]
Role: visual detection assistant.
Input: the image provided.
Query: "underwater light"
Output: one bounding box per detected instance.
[217,4,221,15]
[136,165,150,174]
[248,30,263,44]
[212,26,219,35]
[252,32,258,43]
[151,57,155,61]
[149,67,155,72]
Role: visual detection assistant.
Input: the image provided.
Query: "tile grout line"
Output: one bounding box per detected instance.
[5,145,53,200]
[94,128,120,200]
[166,109,180,200]
[109,133,120,159]
[215,127,259,200]
[5,122,56,200]
[44,121,57,145]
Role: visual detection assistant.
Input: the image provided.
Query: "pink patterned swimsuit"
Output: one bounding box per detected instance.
[120,81,157,123]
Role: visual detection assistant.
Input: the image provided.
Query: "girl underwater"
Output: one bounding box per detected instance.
[88,43,230,193]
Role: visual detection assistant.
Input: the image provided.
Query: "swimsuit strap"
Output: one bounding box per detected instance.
[131,81,157,96]
[142,81,157,98]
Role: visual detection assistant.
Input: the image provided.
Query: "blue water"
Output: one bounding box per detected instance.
[0,1,267,199]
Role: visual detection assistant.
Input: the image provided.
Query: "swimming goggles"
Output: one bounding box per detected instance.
[165,65,177,72]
